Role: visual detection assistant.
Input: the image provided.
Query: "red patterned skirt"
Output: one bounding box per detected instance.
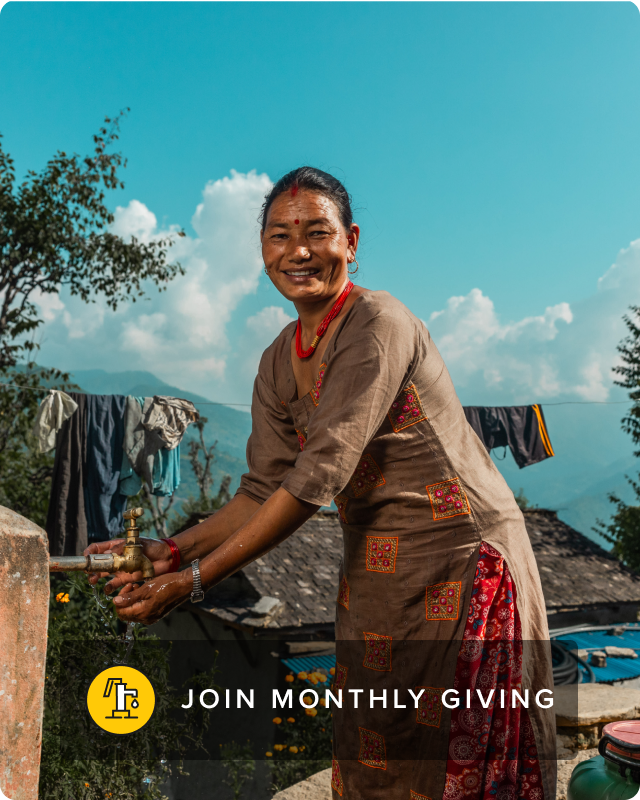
[444,542,544,800]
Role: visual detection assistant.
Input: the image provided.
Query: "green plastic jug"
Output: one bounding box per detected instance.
[568,721,640,800]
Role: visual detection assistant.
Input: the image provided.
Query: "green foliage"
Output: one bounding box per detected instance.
[220,741,255,800]
[514,488,535,511]
[595,484,640,571]
[599,306,640,567]
[0,365,75,527]
[267,672,332,795]
[615,306,640,457]
[168,417,231,534]
[0,110,184,370]
[40,573,220,800]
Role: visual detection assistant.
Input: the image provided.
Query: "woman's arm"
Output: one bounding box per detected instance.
[85,493,261,593]
[109,487,318,624]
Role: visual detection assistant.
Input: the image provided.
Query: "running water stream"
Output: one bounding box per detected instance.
[91,584,139,664]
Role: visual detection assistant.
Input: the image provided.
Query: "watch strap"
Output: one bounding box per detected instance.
[190,558,205,603]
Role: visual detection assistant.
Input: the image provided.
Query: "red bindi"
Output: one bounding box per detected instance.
[294,219,299,225]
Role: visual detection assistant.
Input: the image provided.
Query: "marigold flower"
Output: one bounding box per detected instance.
[302,696,313,705]
[305,708,318,717]
[285,674,294,682]
[56,592,70,603]
[329,667,336,675]
[321,728,325,732]
[272,717,282,724]
[319,698,326,707]
[289,746,298,754]
[287,717,295,723]
[85,784,90,788]
[274,744,285,751]
[300,746,306,751]
[297,671,308,680]
[265,752,273,758]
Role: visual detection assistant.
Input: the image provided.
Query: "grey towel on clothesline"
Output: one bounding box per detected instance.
[142,395,199,450]
[121,396,165,492]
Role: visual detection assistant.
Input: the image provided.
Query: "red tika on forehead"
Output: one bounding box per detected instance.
[291,184,299,197]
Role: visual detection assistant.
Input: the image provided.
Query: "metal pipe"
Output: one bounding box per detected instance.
[48,508,155,580]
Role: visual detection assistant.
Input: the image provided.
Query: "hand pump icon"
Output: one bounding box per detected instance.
[103,676,139,719]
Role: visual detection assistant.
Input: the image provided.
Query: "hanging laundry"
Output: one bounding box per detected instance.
[32,389,78,453]
[463,404,554,469]
[120,396,181,498]
[143,395,199,450]
[46,392,88,556]
[84,394,128,541]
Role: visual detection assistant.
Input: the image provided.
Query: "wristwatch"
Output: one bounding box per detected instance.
[190,559,205,603]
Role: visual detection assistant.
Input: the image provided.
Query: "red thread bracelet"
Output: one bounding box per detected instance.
[161,538,181,573]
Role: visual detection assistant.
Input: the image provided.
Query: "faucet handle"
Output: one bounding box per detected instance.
[124,508,144,521]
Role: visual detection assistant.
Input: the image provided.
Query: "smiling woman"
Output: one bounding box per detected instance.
[86,167,556,800]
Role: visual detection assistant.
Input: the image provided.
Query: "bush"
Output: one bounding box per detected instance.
[265,671,333,795]
[40,573,219,800]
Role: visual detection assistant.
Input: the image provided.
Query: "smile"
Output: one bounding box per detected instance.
[284,269,319,277]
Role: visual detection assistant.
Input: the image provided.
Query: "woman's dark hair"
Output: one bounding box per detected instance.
[259,167,353,232]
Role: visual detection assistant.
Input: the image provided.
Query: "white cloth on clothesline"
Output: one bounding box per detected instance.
[142,395,199,450]
[32,390,78,453]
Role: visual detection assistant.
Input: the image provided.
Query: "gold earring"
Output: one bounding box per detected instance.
[348,258,359,275]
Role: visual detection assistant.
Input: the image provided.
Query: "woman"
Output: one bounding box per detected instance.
[88,167,556,800]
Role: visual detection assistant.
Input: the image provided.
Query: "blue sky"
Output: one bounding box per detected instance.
[1,2,640,408]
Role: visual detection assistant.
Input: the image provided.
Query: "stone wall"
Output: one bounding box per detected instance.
[0,506,49,800]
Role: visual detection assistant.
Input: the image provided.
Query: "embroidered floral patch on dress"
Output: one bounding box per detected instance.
[295,427,308,452]
[387,384,427,432]
[331,759,344,796]
[416,687,444,727]
[309,363,327,407]
[349,454,385,497]
[363,631,392,671]
[334,662,348,691]
[410,792,432,800]
[338,576,350,610]
[358,727,387,770]
[366,536,398,573]
[426,581,462,621]
[425,477,470,520]
[335,494,349,524]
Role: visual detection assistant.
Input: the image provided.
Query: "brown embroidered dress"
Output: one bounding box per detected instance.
[237,290,556,800]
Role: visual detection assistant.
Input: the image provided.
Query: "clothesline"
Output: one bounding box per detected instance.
[0,380,633,408]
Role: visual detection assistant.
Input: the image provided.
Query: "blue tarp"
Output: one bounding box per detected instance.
[556,626,640,683]
[282,654,337,677]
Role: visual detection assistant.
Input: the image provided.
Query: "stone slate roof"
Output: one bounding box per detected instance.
[193,508,640,635]
[524,508,640,611]
[196,511,341,635]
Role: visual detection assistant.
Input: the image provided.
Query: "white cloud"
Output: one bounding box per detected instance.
[31,164,640,411]
[427,238,640,404]
[32,288,65,323]
[36,169,274,400]
[241,306,295,382]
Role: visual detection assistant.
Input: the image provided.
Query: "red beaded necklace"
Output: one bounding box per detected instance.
[295,281,354,359]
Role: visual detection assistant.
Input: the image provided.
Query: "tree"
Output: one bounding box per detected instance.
[0,109,184,370]
[0,365,74,527]
[168,418,232,535]
[595,306,640,569]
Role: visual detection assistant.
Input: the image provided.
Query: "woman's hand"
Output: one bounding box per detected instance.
[111,571,191,625]
[83,537,174,596]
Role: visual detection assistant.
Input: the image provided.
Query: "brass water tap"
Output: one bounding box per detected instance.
[49,507,155,580]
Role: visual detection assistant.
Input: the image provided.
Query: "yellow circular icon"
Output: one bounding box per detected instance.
[87,666,155,735]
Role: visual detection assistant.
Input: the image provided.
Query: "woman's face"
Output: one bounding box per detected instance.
[261,189,359,305]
